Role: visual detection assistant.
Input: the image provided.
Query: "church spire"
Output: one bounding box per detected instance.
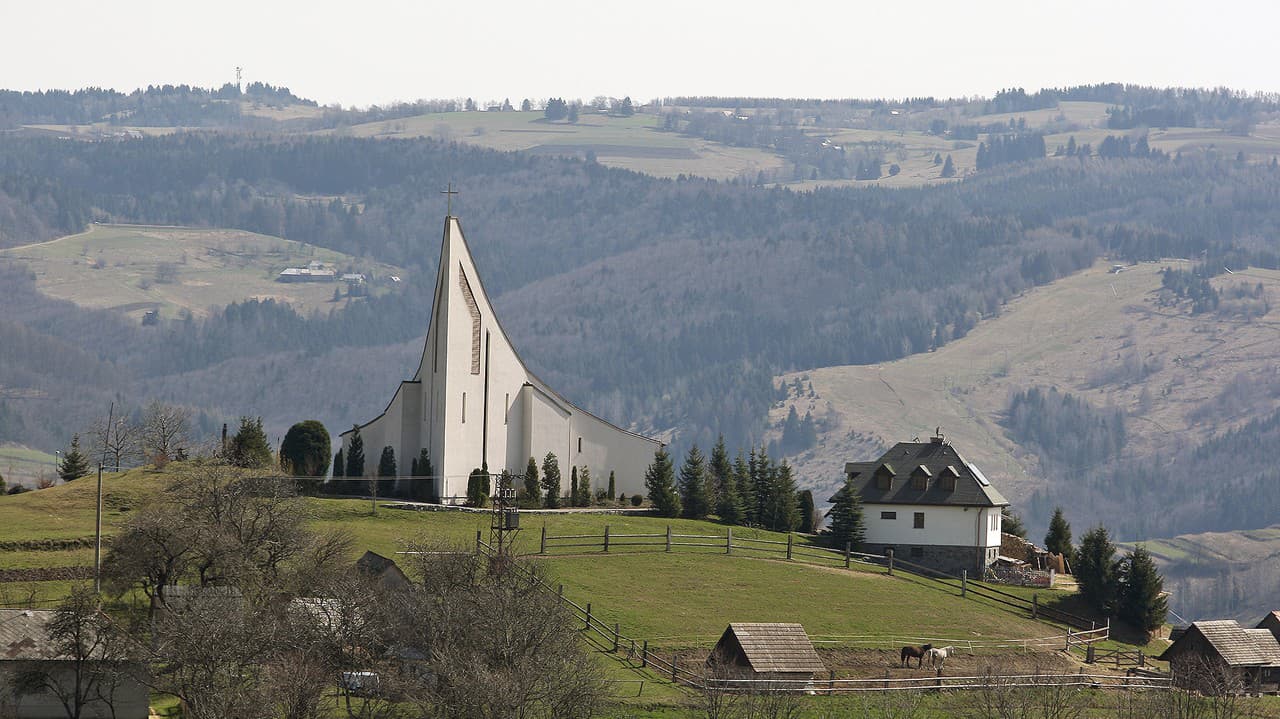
[441,183,459,217]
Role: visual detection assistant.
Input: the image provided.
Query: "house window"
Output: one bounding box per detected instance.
[990,514,1000,532]
[941,474,956,491]
[881,511,897,520]
[913,512,925,529]
[462,392,466,423]
[911,474,927,490]
[910,547,924,559]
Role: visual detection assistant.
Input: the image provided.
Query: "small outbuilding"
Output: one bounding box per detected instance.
[706,623,825,682]
[1157,619,1280,692]
[356,551,411,591]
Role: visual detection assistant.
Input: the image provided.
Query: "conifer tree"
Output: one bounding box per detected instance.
[332,449,344,478]
[644,447,680,518]
[1077,525,1120,616]
[941,154,956,178]
[1002,507,1028,539]
[467,465,489,507]
[1044,507,1074,567]
[716,459,746,525]
[826,477,865,550]
[228,416,272,469]
[797,490,816,533]
[1118,545,1168,634]
[58,434,91,481]
[570,466,579,508]
[523,456,541,508]
[763,460,799,532]
[345,426,365,478]
[708,435,731,510]
[732,452,753,525]
[577,466,593,506]
[541,453,561,509]
[607,470,616,502]
[377,446,397,498]
[678,445,709,519]
[413,449,435,502]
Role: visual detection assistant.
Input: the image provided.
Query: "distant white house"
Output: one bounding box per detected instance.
[835,433,1009,577]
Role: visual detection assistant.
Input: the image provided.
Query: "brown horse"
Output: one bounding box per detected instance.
[899,643,933,668]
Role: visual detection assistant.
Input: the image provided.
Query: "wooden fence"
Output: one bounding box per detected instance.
[474,538,1156,695]
[528,526,1105,635]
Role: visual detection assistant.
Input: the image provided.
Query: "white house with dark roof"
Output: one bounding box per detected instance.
[835,433,1009,576]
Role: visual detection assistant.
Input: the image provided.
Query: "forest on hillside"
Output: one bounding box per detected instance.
[2,129,1280,550]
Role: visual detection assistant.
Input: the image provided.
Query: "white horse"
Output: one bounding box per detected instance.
[926,646,955,669]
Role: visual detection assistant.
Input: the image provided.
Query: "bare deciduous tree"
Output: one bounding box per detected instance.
[90,413,144,470]
[141,401,191,464]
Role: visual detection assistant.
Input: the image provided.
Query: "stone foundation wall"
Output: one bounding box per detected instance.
[861,542,988,577]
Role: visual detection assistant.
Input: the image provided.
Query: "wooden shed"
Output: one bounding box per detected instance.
[1158,619,1280,692]
[707,623,826,681]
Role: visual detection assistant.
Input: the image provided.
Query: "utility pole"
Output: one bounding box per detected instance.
[94,462,104,593]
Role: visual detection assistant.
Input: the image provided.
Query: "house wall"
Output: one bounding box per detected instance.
[864,503,1001,549]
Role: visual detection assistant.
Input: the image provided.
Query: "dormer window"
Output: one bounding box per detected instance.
[874,463,895,491]
[940,465,960,492]
[910,465,931,490]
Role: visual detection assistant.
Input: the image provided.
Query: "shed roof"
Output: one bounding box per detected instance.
[714,623,825,674]
[839,440,1008,508]
[1160,620,1280,667]
[0,609,57,660]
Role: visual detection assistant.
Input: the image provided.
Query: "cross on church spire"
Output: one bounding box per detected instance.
[442,183,459,217]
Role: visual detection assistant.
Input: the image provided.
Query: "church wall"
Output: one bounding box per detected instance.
[568,410,660,499]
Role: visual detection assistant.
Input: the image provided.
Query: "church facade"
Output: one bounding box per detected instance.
[340,215,661,502]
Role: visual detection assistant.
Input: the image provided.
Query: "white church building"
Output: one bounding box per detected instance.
[340,214,661,502]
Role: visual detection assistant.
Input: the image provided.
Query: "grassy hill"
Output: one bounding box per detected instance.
[0,224,402,322]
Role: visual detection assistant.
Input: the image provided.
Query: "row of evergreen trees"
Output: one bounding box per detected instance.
[642,437,814,533]
[1044,507,1167,634]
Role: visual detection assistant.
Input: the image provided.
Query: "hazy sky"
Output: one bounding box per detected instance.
[4,0,1277,107]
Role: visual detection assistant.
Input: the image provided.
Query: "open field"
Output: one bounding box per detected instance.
[328,110,787,181]
[0,443,58,487]
[0,224,402,321]
[775,260,1280,504]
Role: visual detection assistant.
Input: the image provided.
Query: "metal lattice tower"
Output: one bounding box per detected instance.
[488,472,521,571]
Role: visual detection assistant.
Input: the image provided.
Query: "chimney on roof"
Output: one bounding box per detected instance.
[930,427,944,445]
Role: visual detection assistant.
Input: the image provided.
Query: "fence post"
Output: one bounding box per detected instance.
[672,653,678,681]
[540,525,547,554]
[585,603,592,630]
[613,623,620,653]
[844,541,851,569]
[642,640,648,668]
[1065,628,1072,651]
[604,525,610,553]
[961,569,967,598]
[887,548,894,576]
[558,583,563,600]
[1032,593,1038,619]
[1086,644,1095,664]
[666,525,672,552]
[726,526,732,555]
[787,533,793,560]
[475,529,481,555]
[1138,651,1145,667]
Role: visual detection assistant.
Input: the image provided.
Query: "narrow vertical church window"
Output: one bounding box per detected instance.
[578,437,582,453]
[462,392,466,423]
[504,393,509,424]
[458,267,482,374]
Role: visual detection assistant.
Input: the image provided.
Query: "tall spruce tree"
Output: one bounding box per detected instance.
[413,449,434,501]
[541,453,561,509]
[732,452,753,525]
[377,446,397,499]
[577,466,593,506]
[797,490,816,534]
[826,477,865,550]
[678,445,709,519]
[708,435,731,511]
[523,457,541,507]
[762,460,799,532]
[716,460,746,525]
[1118,545,1168,634]
[332,449,344,478]
[467,465,489,507]
[58,434,91,481]
[345,426,365,478]
[1077,525,1121,616]
[644,447,680,518]
[607,470,616,502]
[569,466,579,508]
[1044,507,1074,567]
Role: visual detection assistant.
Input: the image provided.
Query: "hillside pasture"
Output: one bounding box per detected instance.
[0,444,58,487]
[330,110,786,180]
[0,224,402,321]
